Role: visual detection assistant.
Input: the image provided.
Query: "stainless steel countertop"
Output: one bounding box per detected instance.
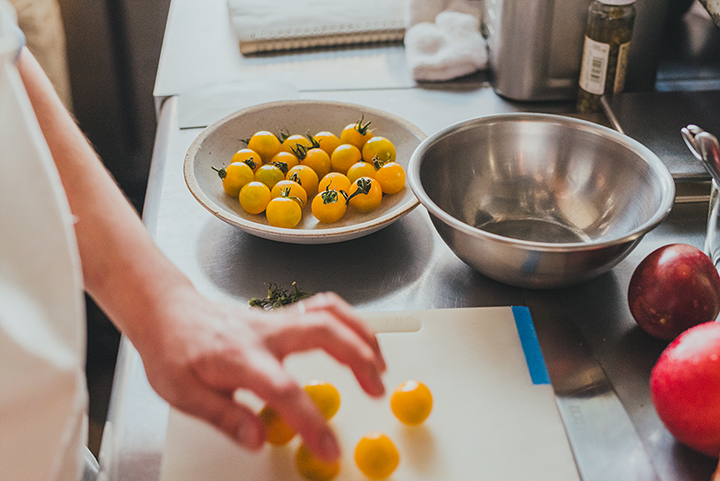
[100,0,720,478]
[98,89,717,480]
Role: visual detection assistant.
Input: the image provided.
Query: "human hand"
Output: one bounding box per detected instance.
[136,288,386,461]
[13,22,383,465]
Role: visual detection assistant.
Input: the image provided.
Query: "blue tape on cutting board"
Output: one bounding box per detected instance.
[512,306,551,385]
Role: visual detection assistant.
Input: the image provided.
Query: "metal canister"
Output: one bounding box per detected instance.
[482,0,589,101]
[483,0,668,102]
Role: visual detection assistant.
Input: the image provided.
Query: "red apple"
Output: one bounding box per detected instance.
[650,321,720,457]
[628,243,720,340]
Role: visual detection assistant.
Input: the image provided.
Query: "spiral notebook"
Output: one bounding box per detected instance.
[227,0,405,54]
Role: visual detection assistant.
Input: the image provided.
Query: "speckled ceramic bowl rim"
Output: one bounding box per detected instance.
[184,100,427,244]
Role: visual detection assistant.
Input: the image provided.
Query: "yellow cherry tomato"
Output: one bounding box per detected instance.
[300,147,332,179]
[347,177,382,213]
[287,165,319,198]
[390,380,433,425]
[362,136,396,163]
[346,161,376,184]
[247,131,281,163]
[231,148,261,172]
[271,180,307,206]
[281,134,312,154]
[295,443,340,481]
[312,131,341,156]
[304,380,341,420]
[270,151,300,172]
[312,188,347,224]
[340,114,373,149]
[266,196,302,228]
[259,405,295,445]
[255,164,285,190]
[318,172,351,195]
[374,162,406,194]
[354,432,399,480]
[239,181,271,215]
[212,161,254,197]
[330,144,362,174]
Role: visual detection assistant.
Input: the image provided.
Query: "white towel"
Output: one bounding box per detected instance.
[404,10,488,82]
[446,0,484,19]
[404,0,483,27]
[404,0,445,27]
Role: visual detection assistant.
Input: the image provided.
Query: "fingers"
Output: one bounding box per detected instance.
[237,350,341,461]
[169,374,265,450]
[265,297,385,398]
[154,291,385,464]
[301,293,386,372]
[157,352,341,461]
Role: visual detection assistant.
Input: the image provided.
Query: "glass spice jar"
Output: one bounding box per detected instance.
[577,0,636,113]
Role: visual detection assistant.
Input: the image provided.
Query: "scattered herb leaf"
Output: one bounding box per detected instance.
[249,282,313,310]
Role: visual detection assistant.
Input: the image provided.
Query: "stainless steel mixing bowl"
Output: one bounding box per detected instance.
[408,113,676,289]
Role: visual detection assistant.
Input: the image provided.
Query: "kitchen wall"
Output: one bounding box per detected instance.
[56,0,170,455]
[58,0,169,212]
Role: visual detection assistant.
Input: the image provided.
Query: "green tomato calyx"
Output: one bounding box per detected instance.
[277,128,291,143]
[291,144,309,161]
[372,155,391,170]
[280,187,304,207]
[289,172,302,186]
[211,165,227,179]
[354,114,371,135]
[306,132,321,149]
[273,161,289,174]
[345,177,372,205]
[320,186,341,205]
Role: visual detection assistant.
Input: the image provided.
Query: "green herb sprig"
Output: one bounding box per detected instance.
[249,282,313,310]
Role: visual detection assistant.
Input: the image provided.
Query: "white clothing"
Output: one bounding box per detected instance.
[0,2,87,480]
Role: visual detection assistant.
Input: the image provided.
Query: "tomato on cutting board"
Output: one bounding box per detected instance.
[354,431,399,480]
[390,380,433,425]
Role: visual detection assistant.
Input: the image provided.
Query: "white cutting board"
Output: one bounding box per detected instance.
[159,306,579,481]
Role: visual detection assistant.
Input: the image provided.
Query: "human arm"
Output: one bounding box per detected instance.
[15,47,386,461]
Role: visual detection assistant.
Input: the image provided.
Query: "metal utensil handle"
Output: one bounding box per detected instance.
[683,124,720,184]
[683,124,720,268]
[681,124,704,161]
[699,131,720,176]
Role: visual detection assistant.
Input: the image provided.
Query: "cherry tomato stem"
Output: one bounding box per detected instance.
[345,177,372,205]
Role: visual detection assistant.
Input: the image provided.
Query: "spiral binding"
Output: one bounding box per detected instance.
[240,20,405,54]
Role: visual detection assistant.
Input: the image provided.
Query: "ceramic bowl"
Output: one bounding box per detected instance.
[184,100,426,244]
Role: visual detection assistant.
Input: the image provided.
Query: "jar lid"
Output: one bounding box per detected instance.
[599,0,635,4]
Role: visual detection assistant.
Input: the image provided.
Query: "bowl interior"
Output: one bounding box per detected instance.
[186,101,426,243]
[417,116,673,245]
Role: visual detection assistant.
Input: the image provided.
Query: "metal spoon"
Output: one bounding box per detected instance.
[682,124,720,267]
[682,124,720,185]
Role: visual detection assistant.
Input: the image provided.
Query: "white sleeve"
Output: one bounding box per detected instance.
[0,4,88,480]
[0,0,24,61]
